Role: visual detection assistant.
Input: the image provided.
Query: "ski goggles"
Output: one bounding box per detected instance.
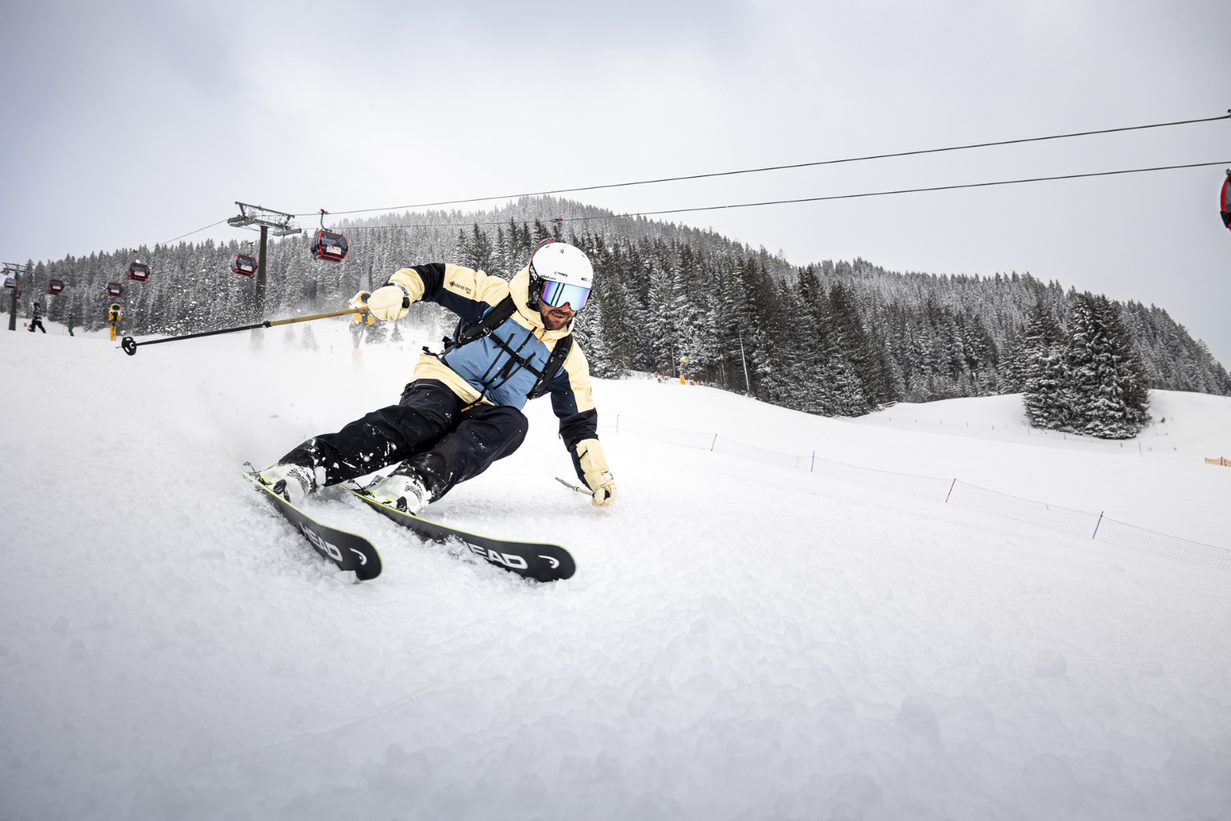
[540,279,591,311]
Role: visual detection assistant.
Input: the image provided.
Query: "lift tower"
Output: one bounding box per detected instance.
[227,203,301,320]
[4,262,26,332]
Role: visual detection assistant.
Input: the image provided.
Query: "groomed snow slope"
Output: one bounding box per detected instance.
[2,320,1229,820]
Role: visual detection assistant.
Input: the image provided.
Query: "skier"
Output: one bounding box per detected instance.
[107,303,123,342]
[67,311,76,337]
[257,240,618,513]
[28,301,46,333]
[349,292,375,349]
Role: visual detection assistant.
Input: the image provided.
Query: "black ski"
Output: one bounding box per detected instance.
[348,488,575,582]
[243,467,382,580]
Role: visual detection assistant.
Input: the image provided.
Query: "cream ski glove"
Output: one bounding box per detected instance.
[575,438,617,508]
[367,282,412,321]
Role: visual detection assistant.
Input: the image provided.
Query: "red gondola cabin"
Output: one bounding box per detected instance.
[48,278,65,295]
[107,282,124,297]
[1221,171,1231,232]
[311,230,349,263]
[128,261,151,281]
[232,253,258,276]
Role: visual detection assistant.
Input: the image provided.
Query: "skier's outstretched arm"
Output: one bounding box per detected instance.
[364,264,505,322]
[549,345,617,509]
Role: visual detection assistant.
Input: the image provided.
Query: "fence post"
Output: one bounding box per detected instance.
[615,414,620,434]
[945,478,957,503]
[811,451,816,473]
[710,434,718,452]
[1092,511,1104,540]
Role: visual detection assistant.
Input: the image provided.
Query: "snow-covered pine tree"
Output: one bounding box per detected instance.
[998,328,1028,393]
[531,219,553,247]
[707,258,748,392]
[571,293,620,378]
[1066,293,1150,438]
[828,282,891,408]
[492,226,511,277]
[797,266,867,415]
[1021,302,1073,431]
[733,256,780,398]
[455,224,496,275]
[453,228,471,267]
[585,238,637,374]
[669,244,710,378]
[958,312,999,394]
[645,246,680,374]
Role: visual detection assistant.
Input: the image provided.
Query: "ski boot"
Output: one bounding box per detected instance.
[365,468,431,514]
[256,462,318,505]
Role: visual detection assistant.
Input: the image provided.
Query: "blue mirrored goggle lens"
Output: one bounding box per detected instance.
[540,280,590,311]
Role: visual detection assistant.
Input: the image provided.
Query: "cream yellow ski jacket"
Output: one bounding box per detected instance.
[388,263,600,450]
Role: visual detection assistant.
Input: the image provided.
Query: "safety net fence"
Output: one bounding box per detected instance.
[605,414,1231,572]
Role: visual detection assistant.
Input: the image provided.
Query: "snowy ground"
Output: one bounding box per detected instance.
[1,318,1229,820]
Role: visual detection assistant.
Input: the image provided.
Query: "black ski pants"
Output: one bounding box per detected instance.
[280,379,528,501]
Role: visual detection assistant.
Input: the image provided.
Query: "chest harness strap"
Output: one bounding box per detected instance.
[422,295,575,402]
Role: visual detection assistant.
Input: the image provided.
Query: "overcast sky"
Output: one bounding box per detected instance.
[4,0,1230,364]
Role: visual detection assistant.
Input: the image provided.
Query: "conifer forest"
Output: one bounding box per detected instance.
[14,197,1229,439]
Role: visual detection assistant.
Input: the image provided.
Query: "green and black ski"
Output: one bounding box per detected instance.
[349,487,575,582]
[243,467,382,580]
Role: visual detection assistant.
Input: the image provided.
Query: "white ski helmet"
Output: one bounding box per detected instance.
[528,240,594,311]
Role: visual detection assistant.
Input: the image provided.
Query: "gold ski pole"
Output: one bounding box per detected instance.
[555,476,593,496]
[120,307,357,356]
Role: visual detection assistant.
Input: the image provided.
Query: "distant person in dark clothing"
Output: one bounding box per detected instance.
[28,302,46,333]
[67,311,76,337]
